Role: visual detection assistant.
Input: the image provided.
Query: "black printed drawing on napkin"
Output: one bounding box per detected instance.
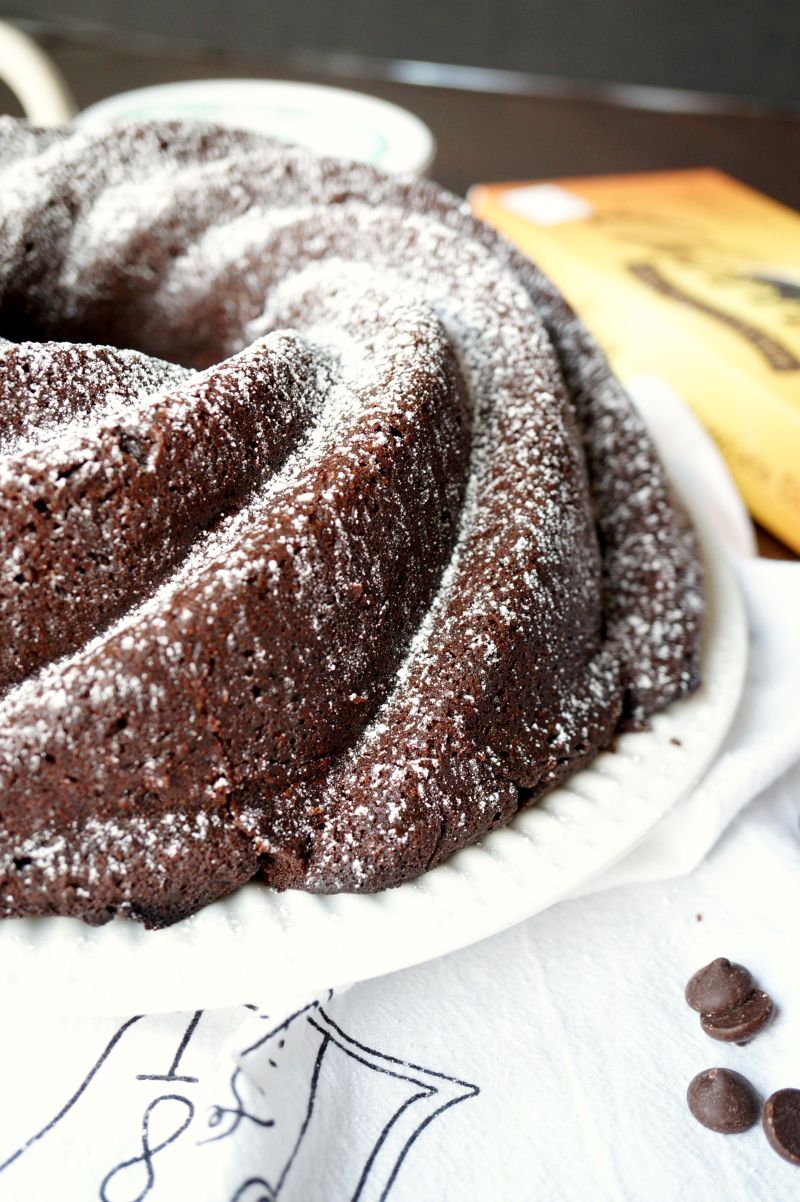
[0,1008,213,1202]
[0,998,478,1202]
[205,1000,479,1202]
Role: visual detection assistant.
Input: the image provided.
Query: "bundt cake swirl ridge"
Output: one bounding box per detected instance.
[0,118,702,925]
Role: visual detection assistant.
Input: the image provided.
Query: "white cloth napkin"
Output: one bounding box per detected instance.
[1,385,799,1202]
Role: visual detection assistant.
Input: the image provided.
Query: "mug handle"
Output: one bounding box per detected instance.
[0,20,76,125]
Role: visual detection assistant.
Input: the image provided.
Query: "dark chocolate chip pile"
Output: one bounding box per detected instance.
[683,958,800,1167]
[685,958,774,1044]
[763,1089,800,1165]
[687,1068,760,1134]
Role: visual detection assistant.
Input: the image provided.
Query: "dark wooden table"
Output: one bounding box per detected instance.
[3,37,798,558]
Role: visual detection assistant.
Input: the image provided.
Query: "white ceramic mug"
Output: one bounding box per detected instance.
[0,20,76,125]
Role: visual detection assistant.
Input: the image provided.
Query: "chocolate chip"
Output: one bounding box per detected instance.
[763,1089,800,1164]
[701,989,774,1043]
[687,1068,760,1133]
[685,958,755,1014]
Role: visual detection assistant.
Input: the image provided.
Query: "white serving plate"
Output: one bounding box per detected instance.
[74,79,436,175]
[0,489,746,1017]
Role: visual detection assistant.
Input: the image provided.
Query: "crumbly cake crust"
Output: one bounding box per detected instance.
[0,118,702,926]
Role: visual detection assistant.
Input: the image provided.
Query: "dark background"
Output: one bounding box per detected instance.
[2,0,799,110]
[2,2,799,213]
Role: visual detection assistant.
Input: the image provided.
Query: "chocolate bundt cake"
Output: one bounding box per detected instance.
[0,116,702,927]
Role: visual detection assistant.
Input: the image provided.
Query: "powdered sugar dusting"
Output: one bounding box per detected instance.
[0,117,702,924]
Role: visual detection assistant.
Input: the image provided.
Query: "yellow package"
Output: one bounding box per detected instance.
[469,169,800,553]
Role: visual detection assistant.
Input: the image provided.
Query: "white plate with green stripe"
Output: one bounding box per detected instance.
[75,79,436,175]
